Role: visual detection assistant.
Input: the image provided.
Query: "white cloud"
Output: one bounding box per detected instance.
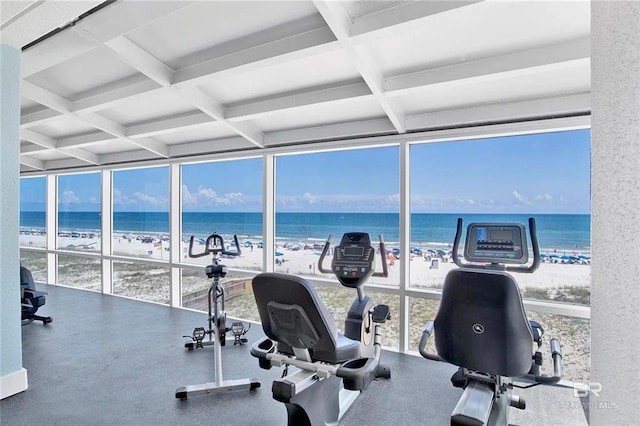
[62,190,80,204]
[134,192,162,205]
[182,185,197,206]
[182,185,245,207]
[512,190,532,205]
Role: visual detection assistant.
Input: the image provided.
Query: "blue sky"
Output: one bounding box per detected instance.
[20,129,591,214]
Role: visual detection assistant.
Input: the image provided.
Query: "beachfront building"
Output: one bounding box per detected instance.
[1,1,638,425]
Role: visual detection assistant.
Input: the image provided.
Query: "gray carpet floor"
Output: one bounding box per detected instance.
[2,284,588,425]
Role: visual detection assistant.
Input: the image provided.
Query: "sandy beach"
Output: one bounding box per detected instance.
[20,232,591,382]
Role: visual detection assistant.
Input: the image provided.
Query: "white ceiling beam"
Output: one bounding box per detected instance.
[405,93,591,131]
[72,1,197,45]
[21,108,62,128]
[385,38,591,95]
[58,147,100,165]
[71,78,162,114]
[227,81,373,122]
[350,0,484,39]
[80,112,127,137]
[21,80,72,113]
[21,81,170,158]
[19,2,195,77]
[176,86,264,148]
[264,117,395,146]
[21,128,101,165]
[169,137,256,158]
[127,112,213,139]
[172,25,338,86]
[104,36,174,87]
[41,157,93,170]
[57,132,118,149]
[21,128,57,149]
[312,0,405,133]
[99,149,167,165]
[20,143,48,154]
[19,155,45,170]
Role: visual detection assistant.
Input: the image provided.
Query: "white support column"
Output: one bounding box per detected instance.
[591,2,640,423]
[263,154,275,273]
[169,163,181,307]
[46,174,57,285]
[101,170,112,294]
[398,140,410,353]
[0,43,27,399]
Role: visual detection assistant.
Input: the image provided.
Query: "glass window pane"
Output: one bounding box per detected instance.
[113,261,170,305]
[409,131,591,307]
[20,250,47,282]
[275,147,399,286]
[408,297,589,383]
[113,167,169,259]
[526,311,590,383]
[408,296,441,355]
[310,283,399,350]
[58,254,102,292]
[181,159,263,272]
[20,177,46,248]
[182,268,260,323]
[57,173,101,252]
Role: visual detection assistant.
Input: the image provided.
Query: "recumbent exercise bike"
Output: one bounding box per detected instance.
[251,232,391,426]
[418,218,563,425]
[21,265,52,325]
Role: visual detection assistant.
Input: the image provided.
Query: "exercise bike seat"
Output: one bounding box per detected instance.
[253,273,361,364]
[434,268,534,377]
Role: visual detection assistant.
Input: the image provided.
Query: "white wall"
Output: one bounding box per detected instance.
[0,44,27,399]
[591,1,640,423]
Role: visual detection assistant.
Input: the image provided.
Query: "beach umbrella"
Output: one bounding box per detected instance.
[275,251,284,257]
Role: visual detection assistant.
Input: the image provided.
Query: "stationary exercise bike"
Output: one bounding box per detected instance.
[418,218,563,425]
[182,235,251,350]
[175,233,260,399]
[251,232,391,426]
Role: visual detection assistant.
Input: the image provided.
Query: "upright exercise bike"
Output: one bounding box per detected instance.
[418,218,563,425]
[251,232,391,425]
[175,233,260,399]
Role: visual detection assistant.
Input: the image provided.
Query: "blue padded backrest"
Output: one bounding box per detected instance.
[252,273,339,353]
[434,268,534,377]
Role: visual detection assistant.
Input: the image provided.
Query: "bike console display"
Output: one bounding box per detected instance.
[464,223,528,264]
[332,233,377,288]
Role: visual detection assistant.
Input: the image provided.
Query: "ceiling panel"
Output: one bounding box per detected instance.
[81,139,139,155]
[29,116,103,139]
[198,49,362,105]
[355,1,591,77]
[24,45,142,100]
[391,59,591,116]
[153,125,237,145]
[98,90,200,126]
[251,97,386,133]
[126,0,319,69]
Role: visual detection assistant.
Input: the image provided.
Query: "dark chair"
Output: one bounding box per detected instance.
[252,272,361,364]
[434,268,535,377]
[21,266,52,325]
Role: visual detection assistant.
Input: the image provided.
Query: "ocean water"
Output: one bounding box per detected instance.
[20,211,590,251]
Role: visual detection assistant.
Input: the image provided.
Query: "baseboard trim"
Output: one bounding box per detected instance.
[0,368,28,399]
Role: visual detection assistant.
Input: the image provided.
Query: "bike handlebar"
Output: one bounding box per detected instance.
[188,233,241,258]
